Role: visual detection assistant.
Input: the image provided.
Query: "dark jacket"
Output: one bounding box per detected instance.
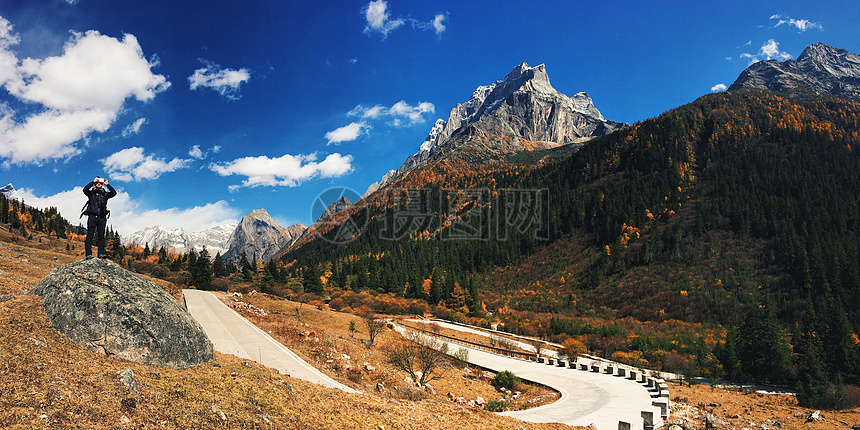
[82,181,117,218]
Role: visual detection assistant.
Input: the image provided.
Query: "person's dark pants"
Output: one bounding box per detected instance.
[85,216,107,257]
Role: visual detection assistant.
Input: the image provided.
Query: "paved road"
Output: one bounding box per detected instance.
[183,289,360,393]
[393,321,663,430]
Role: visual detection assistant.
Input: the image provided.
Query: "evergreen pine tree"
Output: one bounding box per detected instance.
[195,248,213,290]
[303,264,324,295]
[212,252,227,277]
[795,302,828,407]
[736,296,793,384]
[239,251,251,271]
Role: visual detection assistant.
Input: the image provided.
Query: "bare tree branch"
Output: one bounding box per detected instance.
[386,330,451,386]
[364,312,385,347]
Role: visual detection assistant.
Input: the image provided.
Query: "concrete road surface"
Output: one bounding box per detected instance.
[392,321,663,430]
[183,289,359,394]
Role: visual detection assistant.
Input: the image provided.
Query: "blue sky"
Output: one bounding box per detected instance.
[1,0,857,237]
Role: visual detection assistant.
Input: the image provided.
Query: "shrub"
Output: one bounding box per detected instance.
[490,370,519,391]
[484,399,510,412]
[452,347,469,363]
[211,278,230,292]
[843,385,860,409]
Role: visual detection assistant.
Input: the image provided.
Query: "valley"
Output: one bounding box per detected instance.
[3,41,860,428]
[1,228,859,428]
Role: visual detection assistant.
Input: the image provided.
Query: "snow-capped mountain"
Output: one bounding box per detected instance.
[124,223,238,255]
[729,42,860,99]
[1,183,22,202]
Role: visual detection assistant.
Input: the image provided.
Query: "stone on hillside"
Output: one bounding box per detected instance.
[118,369,138,392]
[31,258,213,368]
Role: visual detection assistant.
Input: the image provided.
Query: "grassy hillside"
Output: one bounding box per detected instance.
[280,90,860,406]
[0,227,575,430]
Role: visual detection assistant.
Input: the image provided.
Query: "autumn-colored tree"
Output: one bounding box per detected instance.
[558,338,587,362]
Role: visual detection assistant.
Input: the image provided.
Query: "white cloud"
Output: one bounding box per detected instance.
[348,100,435,126]
[740,39,792,65]
[362,1,447,38]
[770,15,822,32]
[101,147,192,181]
[363,0,404,38]
[389,101,434,124]
[0,17,169,165]
[210,153,353,189]
[325,121,370,145]
[122,117,148,137]
[188,59,251,100]
[329,100,434,145]
[711,83,727,92]
[432,14,446,35]
[189,145,204,159]
[18,186,239,237]
[188,144,219,159]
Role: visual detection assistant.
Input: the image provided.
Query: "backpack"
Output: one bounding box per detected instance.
[80,191,110,219]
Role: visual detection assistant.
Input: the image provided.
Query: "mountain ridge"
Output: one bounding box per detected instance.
[728,42,860,99]
[280,43,860,404]
[124,223,238,255]
[365,62,627,195]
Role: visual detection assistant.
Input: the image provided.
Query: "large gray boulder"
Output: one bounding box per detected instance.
[31,258,213,368]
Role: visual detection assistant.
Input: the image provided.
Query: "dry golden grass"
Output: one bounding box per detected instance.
[669,382,860,429]
[0,228,574,429]
[8,227,854,429]
[233,293,559,411]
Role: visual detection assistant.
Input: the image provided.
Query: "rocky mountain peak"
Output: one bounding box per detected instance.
[795,42,860,79]
[728,43,860,99]
[225,209,305,264]
[321,196,352,221]
[374,62,627,189]
[491,63,555,101]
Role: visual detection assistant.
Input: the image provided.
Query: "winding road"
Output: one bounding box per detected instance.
[392,320,665,430]
[182,289,359,393]
[183,289,662,429]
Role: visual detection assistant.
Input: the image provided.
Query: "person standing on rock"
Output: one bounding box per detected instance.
[82,177,117,259]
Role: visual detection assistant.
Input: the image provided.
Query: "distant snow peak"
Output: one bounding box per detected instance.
[124,223,238,255]
[728,42,860,99]
[0,183,21,202]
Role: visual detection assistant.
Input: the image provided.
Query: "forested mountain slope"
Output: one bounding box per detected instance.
[283,90,860,404]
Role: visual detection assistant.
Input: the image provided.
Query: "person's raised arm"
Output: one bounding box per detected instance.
[83,180,97,196]
[104,181,117,198]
